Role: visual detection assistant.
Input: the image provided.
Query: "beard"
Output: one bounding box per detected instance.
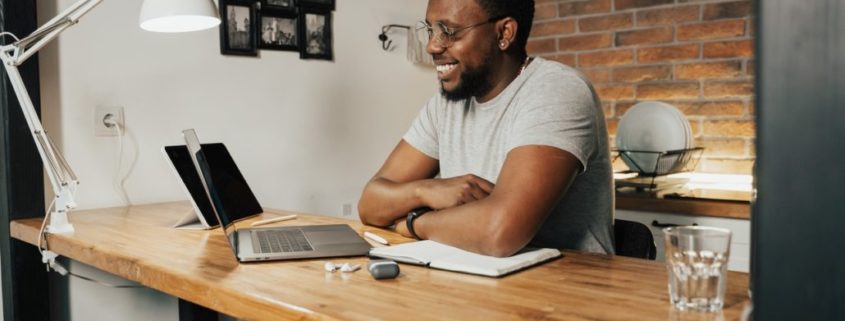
[439,49,496,102]
[440,66,493,101]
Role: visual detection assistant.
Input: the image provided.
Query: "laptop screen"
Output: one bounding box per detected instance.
[182,129,263,244]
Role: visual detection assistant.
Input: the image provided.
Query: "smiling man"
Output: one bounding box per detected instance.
[358,0,614,257]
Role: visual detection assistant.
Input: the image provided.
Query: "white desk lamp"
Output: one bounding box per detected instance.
[0,0,219,235]
[140,0,221,33]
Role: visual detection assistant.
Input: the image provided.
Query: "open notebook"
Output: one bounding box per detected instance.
[369,240,562,277]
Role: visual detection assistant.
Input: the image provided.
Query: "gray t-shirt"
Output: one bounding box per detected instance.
[403,57,615,254]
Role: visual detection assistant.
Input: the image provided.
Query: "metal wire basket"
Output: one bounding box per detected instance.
[613,147,704,191]
[614,147,704,177]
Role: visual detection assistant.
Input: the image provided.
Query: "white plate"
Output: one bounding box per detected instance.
[666,103,693,149]
[616,101,691,173]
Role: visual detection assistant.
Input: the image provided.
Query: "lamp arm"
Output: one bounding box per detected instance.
[3,65,66,190]
[11,0,103,65]
[1,55,76,234]
[30,0,100,37]
[0,0,103,234]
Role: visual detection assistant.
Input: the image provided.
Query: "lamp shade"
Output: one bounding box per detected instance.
[139,0,221,33]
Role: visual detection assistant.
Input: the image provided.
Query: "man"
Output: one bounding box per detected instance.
[358,0,614,257]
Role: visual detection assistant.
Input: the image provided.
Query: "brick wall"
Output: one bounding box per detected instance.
[529,0,755,175]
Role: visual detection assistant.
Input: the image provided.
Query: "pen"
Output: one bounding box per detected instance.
[251,214,297,227]
[364,231,389,245]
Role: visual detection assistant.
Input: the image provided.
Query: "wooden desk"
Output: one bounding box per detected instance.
[10,202,749,321]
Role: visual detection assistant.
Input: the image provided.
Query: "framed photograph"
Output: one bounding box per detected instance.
[219,1,258,56]
[259,10,299,51]
[261,0,297,11]
[299,9,332,60]
[299,0,335,11]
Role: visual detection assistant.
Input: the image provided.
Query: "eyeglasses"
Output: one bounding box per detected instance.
[416,16,504,48]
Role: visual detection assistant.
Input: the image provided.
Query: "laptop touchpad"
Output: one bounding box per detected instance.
[307,231,362,245]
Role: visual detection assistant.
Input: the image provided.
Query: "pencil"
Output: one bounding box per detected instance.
[364,231,389,245]
[251,214,297,227]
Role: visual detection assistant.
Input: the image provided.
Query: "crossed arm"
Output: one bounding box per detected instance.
[358,140,581,257]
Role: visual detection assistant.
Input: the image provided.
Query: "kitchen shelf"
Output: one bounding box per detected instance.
[615,192,750,220]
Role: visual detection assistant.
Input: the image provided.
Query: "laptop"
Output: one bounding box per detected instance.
[181,129,371,262]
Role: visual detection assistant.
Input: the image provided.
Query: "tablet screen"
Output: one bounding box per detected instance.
[164,144,263,227]
[164,145,220,226]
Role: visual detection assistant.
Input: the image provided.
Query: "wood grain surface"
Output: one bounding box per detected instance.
[10,202,750,321]
[616,194,751,220]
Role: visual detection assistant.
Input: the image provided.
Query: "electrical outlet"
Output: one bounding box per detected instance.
[342,203,353,216]
[95,106,124,136]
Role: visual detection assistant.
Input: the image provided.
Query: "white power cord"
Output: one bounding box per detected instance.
[103,114,131,205]
[31,113,141,288]
[38,196,141,288]
[0,31,21,42]
[38,198,64,274]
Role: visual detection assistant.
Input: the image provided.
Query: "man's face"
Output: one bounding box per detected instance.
[425,0,498,101]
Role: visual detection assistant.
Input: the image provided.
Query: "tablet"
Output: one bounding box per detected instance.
[162,143,263,229]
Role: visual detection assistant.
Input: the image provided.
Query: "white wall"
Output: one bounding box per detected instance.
[41,0,435,215]
[35,0,435,320]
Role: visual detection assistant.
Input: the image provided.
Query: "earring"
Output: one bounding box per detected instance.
[499,40,508,49]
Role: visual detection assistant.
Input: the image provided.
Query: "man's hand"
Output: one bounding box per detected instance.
[417,174,495,210]
[394,218,413,239]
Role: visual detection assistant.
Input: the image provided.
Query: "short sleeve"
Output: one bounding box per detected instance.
[402,95,441,159]
[505,75,599,173]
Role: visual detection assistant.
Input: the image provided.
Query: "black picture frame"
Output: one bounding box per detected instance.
[299,9,333,60]
[261,0,297,12]
[258,9,299,51]
[299,0,335,11]
[219,1,258,56]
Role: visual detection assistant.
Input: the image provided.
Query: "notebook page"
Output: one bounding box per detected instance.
[369,240,461,265]
[430,248,562,277]
[370,241,561,276]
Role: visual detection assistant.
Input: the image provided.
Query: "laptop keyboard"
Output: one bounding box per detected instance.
[254,229,314,253]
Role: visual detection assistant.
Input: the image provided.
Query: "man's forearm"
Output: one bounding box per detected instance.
[358,177,427,227]
[360,174,496,227]
[412,197,540,257]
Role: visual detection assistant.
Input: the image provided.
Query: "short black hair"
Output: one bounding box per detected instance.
[475,0,535,52]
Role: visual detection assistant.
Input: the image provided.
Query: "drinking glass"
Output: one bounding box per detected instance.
[663,226,732,311]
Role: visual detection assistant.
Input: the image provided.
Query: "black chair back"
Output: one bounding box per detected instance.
[614,219,657,260]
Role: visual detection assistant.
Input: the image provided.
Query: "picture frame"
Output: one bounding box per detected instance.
[299,9,333,60]
[219,1,259,56]
[258,9,299,51]
[261,0,297,12]
[298,0,335,11]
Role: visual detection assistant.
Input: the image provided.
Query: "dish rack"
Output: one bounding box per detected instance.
[613,147,704,190]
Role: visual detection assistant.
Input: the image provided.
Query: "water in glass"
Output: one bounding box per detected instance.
[667,249,728,311]
[664,226,731,312]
